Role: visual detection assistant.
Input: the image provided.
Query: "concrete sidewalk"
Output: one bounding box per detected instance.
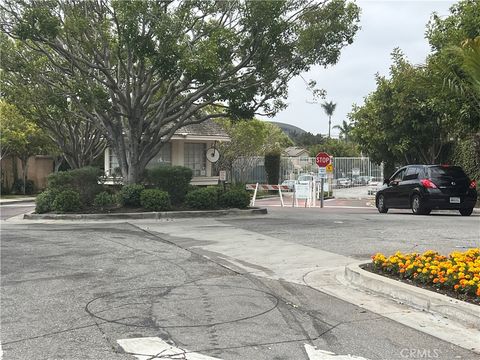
[0,196,36,204]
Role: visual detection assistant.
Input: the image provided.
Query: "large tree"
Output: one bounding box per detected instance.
[0,101,53,194]
[0,36,106,169]
[1,0,360,183]
[350,50,453,174]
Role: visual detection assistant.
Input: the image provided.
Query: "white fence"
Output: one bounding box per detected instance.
[230,156,383,188]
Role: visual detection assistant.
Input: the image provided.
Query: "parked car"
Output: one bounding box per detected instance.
[298,174,315,184]
[376,165,477,216]
[356,176,373,185]
[336,178,352,188]
[367,177,383,195]
[281,179,298,191]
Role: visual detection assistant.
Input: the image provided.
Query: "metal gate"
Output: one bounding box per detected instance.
[231,156,383,188]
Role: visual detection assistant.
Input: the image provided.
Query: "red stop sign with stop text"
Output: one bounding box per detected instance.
[316,152,331,167]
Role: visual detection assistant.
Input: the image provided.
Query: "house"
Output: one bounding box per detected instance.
[283,146,310,158]
[281,147,313,180]
[104,119,230,186]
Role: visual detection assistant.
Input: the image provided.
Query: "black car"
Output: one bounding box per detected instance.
[376,165,477,216]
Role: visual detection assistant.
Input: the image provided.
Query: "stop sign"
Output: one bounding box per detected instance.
[316,152,331,167]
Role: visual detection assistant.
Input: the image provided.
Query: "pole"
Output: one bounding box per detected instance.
[320,177,324,208]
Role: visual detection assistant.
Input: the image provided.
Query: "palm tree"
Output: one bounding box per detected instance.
[321,100,337,138]
[332,120,352,141]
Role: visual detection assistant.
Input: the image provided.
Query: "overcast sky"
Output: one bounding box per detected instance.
[265,0,456,137]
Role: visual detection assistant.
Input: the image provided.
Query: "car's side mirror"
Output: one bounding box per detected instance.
[383,179,390,185]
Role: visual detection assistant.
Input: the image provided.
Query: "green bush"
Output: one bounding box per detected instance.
[35,189,59,214]
[52,190,81,213]
[219,189,251,209]
[47,167,103,206]
[264,153,280,185]
[93,191,116,209]
[140,189,171,211]
[145,166,193,204]
[184,187,219,210]
[120,184,145,207]
[12,179,35,195]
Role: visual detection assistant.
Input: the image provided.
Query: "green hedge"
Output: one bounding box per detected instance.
[219,189,250,209]
[93,191,116,209]
[35,189,59,214]
[47,167,103,206]
[452,135,480,183]
[140,189,171,211]
[145,166,193,204]
[120,184,145,207]
[185,187,219,210]
[52,190,81,212]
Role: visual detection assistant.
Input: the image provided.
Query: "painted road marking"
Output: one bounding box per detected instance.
[304,344,371,359]
[117,337,221,360]
[117,338,371,360]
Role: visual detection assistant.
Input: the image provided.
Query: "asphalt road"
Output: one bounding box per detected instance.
[1,220,478,360]
[222,204,480,259]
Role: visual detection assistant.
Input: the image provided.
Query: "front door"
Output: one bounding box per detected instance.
[383,168,406,208]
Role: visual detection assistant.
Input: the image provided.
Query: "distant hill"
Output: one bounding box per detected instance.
[268,121,307,137]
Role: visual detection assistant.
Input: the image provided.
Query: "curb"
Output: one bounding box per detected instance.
[23,207,268,220]
[344,262,480,329]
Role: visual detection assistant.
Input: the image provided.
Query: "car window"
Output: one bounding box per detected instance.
[428,166,467,180]
[403,167,419,181]
[391,169,406,182]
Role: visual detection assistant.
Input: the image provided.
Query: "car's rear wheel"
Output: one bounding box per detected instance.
[459,208,473,216]
[411,194,429,215]
[377,194,388,213]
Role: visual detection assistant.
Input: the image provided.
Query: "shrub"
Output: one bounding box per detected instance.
[12,179,35,195]
[140,189,171,211]
[264,153,280,185]
[120,184,145,207]
[184,187,219,210]
[35,189,58,214]
[52,190,81,213]
[145,166,193,204]
[0,181,11,195]
[219,189,251,209]
[47,167,103,206]
[93,191,116,209]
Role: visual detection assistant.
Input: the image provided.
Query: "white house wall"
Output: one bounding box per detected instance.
[104,139,220,184]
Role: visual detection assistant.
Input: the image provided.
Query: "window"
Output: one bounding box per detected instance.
[404,166,419,181]
[391,168,406,182]
[147,143,172,168]
[184,143,206,177]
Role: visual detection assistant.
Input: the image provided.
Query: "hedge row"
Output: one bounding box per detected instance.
[36,166,250,213]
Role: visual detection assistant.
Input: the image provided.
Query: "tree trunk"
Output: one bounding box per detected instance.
[20,155,28,195]
[328,116,331,138]
[53,156,64,172]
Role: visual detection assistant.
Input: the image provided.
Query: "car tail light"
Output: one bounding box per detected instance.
[470,180,477,189]
[421,179,437,189]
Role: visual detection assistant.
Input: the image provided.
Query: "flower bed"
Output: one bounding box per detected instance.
[371,248,480,304]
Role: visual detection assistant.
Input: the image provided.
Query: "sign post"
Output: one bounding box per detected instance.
[316,152,331,208]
